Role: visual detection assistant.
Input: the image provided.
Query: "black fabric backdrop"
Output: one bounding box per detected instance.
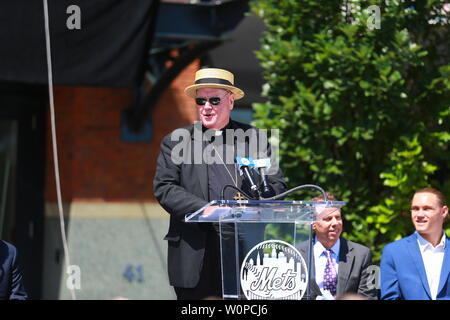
[0,0,156,87]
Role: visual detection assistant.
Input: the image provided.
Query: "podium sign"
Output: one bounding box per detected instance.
[185,200,345,300]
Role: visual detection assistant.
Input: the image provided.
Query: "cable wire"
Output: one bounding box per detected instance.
[43,0,76,300]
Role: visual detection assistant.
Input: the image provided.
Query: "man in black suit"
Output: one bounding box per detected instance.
[153,68,286,300]
[0,240,27,300]
[298,192,377,300]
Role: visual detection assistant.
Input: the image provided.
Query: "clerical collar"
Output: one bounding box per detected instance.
[202,121,233,136]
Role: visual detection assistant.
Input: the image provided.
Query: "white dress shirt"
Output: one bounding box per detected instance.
[416,231,446,300]
[314,237,340,299]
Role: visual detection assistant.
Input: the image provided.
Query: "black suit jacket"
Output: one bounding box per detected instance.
[298,238,378,299]
[0,240,27,300]
[153,120,286,288]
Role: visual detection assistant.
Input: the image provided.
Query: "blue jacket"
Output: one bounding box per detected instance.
[380,233,450,300]
[0,240,27,300]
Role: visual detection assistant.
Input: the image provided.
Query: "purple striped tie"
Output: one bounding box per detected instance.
[323,248,337,297]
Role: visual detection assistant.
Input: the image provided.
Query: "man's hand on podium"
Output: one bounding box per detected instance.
[202,205,232,217]
[203,205,219,216]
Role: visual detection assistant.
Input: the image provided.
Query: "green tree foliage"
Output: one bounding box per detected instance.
[251,0,450,262]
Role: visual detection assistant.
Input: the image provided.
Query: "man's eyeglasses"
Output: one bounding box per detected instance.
[195,97,223,106]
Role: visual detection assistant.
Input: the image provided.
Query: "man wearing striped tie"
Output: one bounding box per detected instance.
[298,192,378,300]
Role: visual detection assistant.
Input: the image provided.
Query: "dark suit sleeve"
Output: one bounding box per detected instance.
[264,147,286,197]
[380,244,401,300]
[153,134,209,221]
[8,244,27,300]
[257,128,287,197]
[266,168,286,197]
[357,249,378,299]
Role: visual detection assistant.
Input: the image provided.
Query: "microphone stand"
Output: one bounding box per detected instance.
[240,165,262,200]
[258,167,272,198]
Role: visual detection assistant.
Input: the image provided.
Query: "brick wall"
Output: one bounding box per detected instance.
[45,61,199,202]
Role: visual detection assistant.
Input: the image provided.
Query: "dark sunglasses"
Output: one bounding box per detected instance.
[195,97,222,106]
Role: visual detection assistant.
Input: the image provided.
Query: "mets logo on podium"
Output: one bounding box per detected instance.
[240,240,308,300]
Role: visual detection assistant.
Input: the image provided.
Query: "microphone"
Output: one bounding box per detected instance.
[254,158,273,198]
[236,157,261,199]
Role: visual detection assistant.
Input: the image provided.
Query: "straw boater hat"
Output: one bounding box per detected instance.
[184,68,245,100]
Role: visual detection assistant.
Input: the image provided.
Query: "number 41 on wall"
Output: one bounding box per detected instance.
[123,264,144,283]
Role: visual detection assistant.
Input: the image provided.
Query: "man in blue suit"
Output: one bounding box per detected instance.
[381,187,450,300]
[0,240,27,300]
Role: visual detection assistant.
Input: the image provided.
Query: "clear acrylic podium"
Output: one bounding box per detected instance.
[185,199,345,300]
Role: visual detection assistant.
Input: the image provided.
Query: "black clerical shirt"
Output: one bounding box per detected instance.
[204,122,243,201]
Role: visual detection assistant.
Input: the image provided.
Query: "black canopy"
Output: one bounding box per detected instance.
[0,0,156,87]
